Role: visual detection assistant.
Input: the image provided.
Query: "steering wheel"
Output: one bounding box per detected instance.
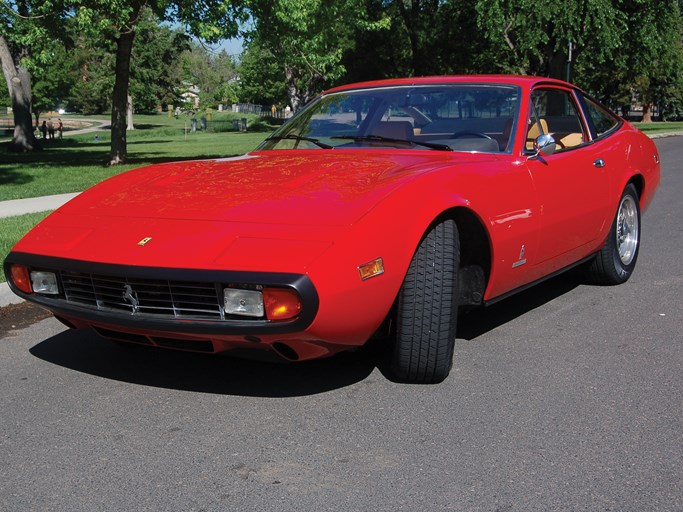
[450,131,493,140]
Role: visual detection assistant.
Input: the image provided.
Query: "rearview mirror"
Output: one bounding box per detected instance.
[401,93,429,107]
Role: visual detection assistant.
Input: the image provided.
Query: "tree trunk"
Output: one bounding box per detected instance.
[546,50,568,81]
[126,94,134,131]
[397,0,421,76]
[284,64,302,112]
[641,103,653,123]
[109,30,135,165]
[0,35,41,152]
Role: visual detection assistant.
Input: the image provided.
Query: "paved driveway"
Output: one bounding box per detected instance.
[0,138,681,512]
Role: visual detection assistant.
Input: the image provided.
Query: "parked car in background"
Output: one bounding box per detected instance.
[4,76,660,383]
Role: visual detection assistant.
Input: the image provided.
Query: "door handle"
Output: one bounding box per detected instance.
[593,159,605,168]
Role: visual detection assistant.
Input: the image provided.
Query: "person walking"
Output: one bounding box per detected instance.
[57,118,63,139]
[47,119,55,139]
[40,120,47,139]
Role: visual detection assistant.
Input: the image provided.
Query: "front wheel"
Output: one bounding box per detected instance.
[586,183,641,285]
[388,219,460,384]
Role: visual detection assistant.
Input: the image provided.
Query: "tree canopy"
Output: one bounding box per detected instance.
[246,0,389,111]
[239,0,682,118]
[2,0,682,158]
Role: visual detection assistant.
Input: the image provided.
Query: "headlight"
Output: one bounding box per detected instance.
[30,271,60,294]
[223,288,264,317]
[223,286,302,321]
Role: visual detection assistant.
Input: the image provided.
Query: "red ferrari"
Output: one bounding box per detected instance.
[4,76,660,383]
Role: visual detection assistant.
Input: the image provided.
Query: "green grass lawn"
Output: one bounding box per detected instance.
[0,115,270,201]
[631,121,683,133]
[0,211,52,283]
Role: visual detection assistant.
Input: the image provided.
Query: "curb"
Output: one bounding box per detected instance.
[648,131,683,139]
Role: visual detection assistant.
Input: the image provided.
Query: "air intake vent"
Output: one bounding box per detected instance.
[61,271,224,321]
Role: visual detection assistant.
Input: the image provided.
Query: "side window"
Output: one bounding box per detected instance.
[528,88,587,151]
[582,96,620,138]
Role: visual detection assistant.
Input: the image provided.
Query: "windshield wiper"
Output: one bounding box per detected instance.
[265,134,334,149]
[331,135,453,152]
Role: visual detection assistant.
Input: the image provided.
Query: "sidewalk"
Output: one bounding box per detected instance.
[0,192,80,219]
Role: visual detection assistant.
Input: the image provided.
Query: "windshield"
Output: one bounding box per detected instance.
[258,84,520,153]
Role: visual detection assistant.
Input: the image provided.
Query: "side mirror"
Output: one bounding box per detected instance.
[534,133,556,156]
[400,93,429,107]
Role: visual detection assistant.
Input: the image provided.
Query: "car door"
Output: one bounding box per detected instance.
[525,86,611,272]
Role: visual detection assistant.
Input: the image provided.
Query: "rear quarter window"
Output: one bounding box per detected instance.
[583,96,621,138]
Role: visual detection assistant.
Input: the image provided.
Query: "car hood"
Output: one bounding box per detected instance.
[57,150,456,226]
[13,150,466,271]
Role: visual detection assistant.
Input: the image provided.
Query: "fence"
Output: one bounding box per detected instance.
[1,118,13,135]
[230,103,292,121]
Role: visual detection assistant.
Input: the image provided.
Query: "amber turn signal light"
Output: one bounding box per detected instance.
[358,257,384,281]
[10,264,33,294]
[263,288,301,321]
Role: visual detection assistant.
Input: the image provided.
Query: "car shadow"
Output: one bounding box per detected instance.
[456,271,582,340]
[29,271,584,394]
[29,329,377,397]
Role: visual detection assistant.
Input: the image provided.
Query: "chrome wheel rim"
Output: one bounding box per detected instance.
[616,195,639,265]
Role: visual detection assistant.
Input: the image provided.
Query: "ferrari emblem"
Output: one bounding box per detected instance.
[122,284,139,311]
[137,237,153,246]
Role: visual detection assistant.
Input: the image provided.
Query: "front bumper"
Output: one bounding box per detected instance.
[4,252,319,337]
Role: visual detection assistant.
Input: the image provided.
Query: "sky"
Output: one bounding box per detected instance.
[217,37,244,58]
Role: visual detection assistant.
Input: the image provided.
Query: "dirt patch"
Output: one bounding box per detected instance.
[0,302,53,338]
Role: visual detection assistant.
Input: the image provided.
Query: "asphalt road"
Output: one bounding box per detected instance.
[1,138,681,512]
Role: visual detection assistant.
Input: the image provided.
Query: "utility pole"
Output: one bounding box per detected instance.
[566,38,573,83]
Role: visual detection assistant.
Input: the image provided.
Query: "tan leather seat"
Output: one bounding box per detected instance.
[559,132,584,148]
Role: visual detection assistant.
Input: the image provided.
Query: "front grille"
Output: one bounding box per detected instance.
[60,270,226,320]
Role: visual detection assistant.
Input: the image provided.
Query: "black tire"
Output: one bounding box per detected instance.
[389,218,460,383]
[586,183,641,285]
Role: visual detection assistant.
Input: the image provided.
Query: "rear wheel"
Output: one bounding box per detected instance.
[389,219,459,383]
[586,183,641,285]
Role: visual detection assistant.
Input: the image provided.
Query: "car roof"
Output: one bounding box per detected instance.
[323,75,573,95]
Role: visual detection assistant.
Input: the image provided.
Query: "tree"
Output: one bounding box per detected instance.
[73,0,245,165]
[344,0,492,80]
[0,34,38,151]
[237,38,288,106]
[129,13,189,113]
[180,42,238,109]
[475,0,625,79]
[31,42,77,124]
[620,0,683,122]
[392,0,443,76]
[68,35,115,114]
[0,0,65,151]
[573,0,683,121]
[247,0,389,111]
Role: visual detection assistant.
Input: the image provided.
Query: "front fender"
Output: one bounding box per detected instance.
[303,157,539,344]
